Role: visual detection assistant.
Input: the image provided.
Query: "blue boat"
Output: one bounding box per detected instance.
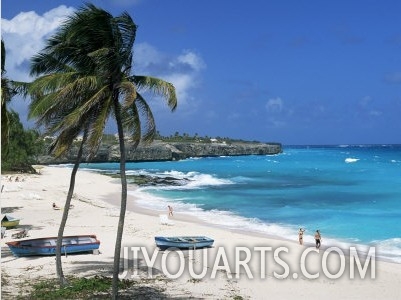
[6,235,100,257]
[155,236,214,250]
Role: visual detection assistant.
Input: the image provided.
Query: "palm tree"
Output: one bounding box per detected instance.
[28,4,177,298]
[2,39,31,162]
[1,40,10,147]
[2,39,20,149]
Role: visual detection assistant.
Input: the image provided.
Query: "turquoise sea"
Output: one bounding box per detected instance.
[81,144,401,263]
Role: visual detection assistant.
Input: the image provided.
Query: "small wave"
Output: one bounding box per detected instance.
[50,164,74,168]
[345,157,359,163]
[129,169,233,190]
[129,189,201,212]
[372,238,401,263]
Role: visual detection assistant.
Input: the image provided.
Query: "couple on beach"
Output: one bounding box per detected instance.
[298,228,322,249]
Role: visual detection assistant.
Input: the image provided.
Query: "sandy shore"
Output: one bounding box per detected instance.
[1,166,400,299]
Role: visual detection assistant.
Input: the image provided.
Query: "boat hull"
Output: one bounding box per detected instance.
[155,236,214,250]
[1,214,21,228]
[1,220,20,228]
[6,235,100,257]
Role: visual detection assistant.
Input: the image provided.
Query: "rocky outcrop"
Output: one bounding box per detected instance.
[38,140,282,164]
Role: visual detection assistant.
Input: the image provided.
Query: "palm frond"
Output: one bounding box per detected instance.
[130,75,177,111]
[122,92,156,144]
[119,80,137,107]
[85,96,113,158]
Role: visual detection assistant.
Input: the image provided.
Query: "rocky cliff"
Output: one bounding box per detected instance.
[38,140,282,164]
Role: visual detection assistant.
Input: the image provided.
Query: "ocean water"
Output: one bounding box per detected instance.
[81,144,401,263]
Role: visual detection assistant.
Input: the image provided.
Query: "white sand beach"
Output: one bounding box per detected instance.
[1,166,400,299]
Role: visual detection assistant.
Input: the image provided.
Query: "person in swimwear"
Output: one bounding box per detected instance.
[168,205,173,217]
[315,230,321,249]
[298,228,305,245]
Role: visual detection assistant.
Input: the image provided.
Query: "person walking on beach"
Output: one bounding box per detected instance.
[168,205,173,217]
[314,230,321,249]
[298,228,305,245]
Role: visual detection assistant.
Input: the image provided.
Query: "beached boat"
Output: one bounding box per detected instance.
[1,214,20,228]
[6,235,100,257]
[155,236,214,250]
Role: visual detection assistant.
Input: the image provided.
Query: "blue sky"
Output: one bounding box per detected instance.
[2,0,401,145]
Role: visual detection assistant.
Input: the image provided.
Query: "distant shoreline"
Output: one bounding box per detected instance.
[37,140,283,165]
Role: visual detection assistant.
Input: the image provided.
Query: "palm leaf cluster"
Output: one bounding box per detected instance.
[28,4,177,158]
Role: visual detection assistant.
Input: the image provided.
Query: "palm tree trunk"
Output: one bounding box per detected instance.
[56,133,87,286]
[112,99,128,300]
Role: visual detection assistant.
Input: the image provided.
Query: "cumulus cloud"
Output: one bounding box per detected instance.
[1,6,75,81]
[2,6,206,118]
[264,97,288,128]
[355,96,383,119]
[134,43,205,110]
[176,51,205,71]
[265,97,284,113]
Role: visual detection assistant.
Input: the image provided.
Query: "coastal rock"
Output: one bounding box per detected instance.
[38,140,282,164]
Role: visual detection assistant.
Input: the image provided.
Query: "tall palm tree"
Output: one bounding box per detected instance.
[1,39,10,148]
[28,4,177,298]
[2,39,19,149]
[2,39,30,158]
[28,61,113,285]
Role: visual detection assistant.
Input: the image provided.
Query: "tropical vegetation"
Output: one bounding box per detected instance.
[1,39,42,172]
[1,111,44,172]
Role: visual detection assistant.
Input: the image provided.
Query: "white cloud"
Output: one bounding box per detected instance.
[134,42,165,69]
[369,110,382,117]
[264,97,288,128]
[1,6,76,81]
[176,50,205,71]
[2,6,205,120]
[134,43,205,112]
[164,73,196,107]
[265,97,283,113]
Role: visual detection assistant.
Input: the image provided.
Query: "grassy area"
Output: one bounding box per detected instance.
[25,276,137,299]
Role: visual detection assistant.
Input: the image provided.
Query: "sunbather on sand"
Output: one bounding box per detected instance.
[52,202,61,210]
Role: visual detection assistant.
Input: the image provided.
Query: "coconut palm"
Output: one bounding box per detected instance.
[28,4,177,298]
[2,39,20,149]
[1,39,11,147]
[2,39,32,160]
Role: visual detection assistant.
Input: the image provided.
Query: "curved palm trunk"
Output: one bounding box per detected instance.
[112,98,128,300]
[56,134,87,286]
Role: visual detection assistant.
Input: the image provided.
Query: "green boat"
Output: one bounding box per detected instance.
[1,215,20,228]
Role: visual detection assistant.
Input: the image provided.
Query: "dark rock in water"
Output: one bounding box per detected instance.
[127,174,189,186]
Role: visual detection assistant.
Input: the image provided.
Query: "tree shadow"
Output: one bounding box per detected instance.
[65,257,203,299]
[1,206,23,214]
